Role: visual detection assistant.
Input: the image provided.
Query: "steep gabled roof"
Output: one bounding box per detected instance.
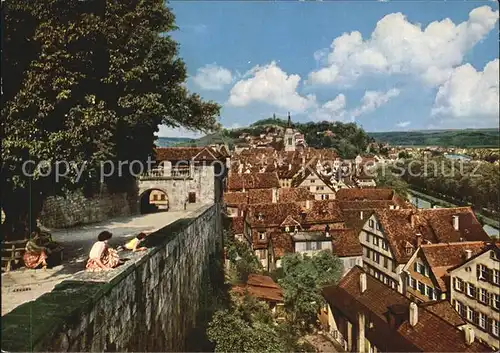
[331,229,362,257]
[373,208,491,264]
[322,267,491,352]
[227,172,280,190]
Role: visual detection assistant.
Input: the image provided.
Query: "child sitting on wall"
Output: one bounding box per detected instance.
[124,232,148,252]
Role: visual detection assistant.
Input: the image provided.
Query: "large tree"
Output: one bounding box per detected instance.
[1,0,220,239]
[278,251,343,329]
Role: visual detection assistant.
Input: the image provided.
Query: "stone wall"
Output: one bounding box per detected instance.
[2,203,223,352]
[39,185,138,229]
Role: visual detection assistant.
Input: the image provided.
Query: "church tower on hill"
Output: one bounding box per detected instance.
[284,112,296,152]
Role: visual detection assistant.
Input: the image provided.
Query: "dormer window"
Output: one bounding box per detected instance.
[285,226,290,232]
[257,212,264,221]
[258,232,266,241]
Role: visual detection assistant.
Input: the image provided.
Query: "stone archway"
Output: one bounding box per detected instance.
[138,188,169,214]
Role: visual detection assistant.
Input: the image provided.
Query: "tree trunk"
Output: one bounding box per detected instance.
[2,189,44,240]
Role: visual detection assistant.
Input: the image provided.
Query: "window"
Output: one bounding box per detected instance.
[160,194,166,201]
[426,285,434,300]
[479,313,487,329]
[258,250,266,260]
[456,301,463,313]
[372,252,380,264]
[369,219,374,228]
[324,194,329,200]
[258,232,266,241]
[391,260,396,273]
[454,278,464,292]
[366,248,371,259]
[411,277,417,289]
[467,307,474,321]
[365,232,370,242]
[310,179,315,183]
[382,240,389,251]
[373,237,379,246]
[384,257,388,269]
[493,294,500,310]
[288,138,292,145]
[467,283,476,298]
[375,271,380,279]
[376,222,381,231]
[152,194,158,201]
[478,264,488,281]
[492,319,499,337]
[480,288,488,304]
[405,246,413,255]
[418,281,425,295]
[493,270,500,285]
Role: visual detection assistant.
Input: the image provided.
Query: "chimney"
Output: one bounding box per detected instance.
[389,205,395,209]
[409,302,418,327]
[416,233,422,247]
[465,249,472,259]
[410,214,416,228]
[272,188,278,203]
[464,326,475,345]
[360,210,364,220]
[288,163,292,171]
[360,273,367,293]
[306,199,311,210]
[453,215,459,231]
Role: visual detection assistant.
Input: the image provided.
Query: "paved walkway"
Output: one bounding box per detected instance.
[1,204,200,316]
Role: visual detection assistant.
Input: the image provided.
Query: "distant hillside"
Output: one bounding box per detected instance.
[369,129,500,148]
[156,137,194,147]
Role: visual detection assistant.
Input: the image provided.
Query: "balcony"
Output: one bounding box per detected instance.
[139,167,192,181]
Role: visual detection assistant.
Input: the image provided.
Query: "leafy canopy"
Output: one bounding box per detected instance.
[278,251,343,328]
[1,0,220,237]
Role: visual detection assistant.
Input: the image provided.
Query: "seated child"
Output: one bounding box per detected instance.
[124,232,148,252]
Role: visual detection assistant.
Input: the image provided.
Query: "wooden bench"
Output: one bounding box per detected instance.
[2,240,27,272]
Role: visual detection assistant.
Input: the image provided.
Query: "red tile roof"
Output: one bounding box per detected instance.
[336,188,395,201]
[330,229,362,257]
[224,192,249,205]
[270,232,294,258]
[155,147,220,162]
[278,187,315,202]
[248,189,273,204]
[231,274,284,302]
[322,267,491,352]
[417,241,495,291]
[227,172,280,191]
[374,207,490,264]
[229,217,245,235]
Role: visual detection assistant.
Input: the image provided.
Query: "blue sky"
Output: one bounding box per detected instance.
[158,0,499,137]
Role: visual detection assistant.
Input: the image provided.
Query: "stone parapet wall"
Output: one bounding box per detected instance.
[2,203,223,352]
[39,186,138,229]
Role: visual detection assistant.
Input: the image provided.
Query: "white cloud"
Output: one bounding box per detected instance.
[350,88,400,119]
[310,88,399,122]
[431,59,499,121]
[227,61,317,113]
[396,121,411,128]
[192,64,233,90]
[311,94,347,121]
[308,6,498,86]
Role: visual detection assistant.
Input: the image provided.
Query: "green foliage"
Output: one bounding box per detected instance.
[278,251,343,329]
[375,165,409,198]
[207,294,286,353]
[224,229,262,283]
[370,129,500,148]
[1,0,220,238]
[399,157,500,214]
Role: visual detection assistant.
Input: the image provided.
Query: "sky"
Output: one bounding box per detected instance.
[157,0,499,137]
